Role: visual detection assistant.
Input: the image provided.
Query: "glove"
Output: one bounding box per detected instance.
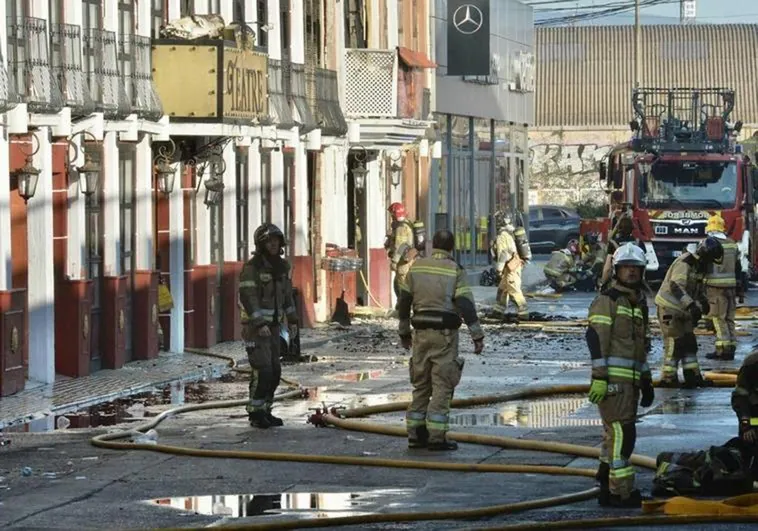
[700,299,711,317]
[687,302,702,324]
[473,338,484,355]
[640,380,655,407]
[588,379,608,404]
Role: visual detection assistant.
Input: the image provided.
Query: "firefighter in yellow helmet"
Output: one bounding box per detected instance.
[655,237,723,388]
[490,212,528,321]
[587,242,652,508]
[704,213,742,361]
[239,223,299,429]
[398,229,484,451]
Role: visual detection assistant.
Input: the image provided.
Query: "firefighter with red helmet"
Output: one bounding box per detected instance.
[544,239,581,292]
[385,202,417,300]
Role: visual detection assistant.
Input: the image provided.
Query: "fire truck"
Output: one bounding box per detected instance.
[581,88,758,286]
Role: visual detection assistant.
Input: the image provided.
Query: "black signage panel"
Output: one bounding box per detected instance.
[447,0,490,76]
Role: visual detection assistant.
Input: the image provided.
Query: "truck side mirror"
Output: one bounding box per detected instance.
[599,162,607,182]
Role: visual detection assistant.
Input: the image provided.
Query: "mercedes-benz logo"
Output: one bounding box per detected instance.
[453,4,484,35]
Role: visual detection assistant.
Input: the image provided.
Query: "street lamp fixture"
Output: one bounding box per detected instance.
[14,132,42,203]
[203,157,226,207]
[389,151,403,188]
[351,145,368,190]
[66,130,102,198]
[153,139,177,195]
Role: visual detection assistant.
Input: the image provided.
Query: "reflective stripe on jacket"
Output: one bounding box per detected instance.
[544,250,573,279]
[239,255,298,328]
[655,252,701,313]
[587,282,650,385]
[705,236,739,288]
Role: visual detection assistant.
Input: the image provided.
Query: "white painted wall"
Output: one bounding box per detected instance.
[27,128,55,384]
[65,137,86,280]
[222,141,238,261]
[247,141,262,256]
[134,134,154,270]
[167,0,182,20]
[267,0,282,60]
[293,143,308,255]
[366,158,385,248]
[270,150,285,231]
[169,162,185,353]
[387,0,398,49]
[290,0,304,63]
[101,133,121,276]
[194,159,212,266]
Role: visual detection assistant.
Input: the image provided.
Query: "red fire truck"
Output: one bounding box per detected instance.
[581,88,758,285]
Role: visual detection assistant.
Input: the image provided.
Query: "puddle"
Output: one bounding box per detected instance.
[449,396,602,428]
[149,489,415,518]
[329,370,386,382]
[645,394,730,416]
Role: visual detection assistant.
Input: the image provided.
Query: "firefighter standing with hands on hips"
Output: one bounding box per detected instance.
[586,242,653,508]
[398,229,484,451]
[238,223,299,429]
[655,237,723,388]
[704,213,742,361]
[386,202,417,302]
[490,212,529,321]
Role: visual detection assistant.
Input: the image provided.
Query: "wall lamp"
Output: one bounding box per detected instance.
[14,132,41,203]
[66,130,102,198]
[351,145,369,190]
[153,139,178,195]
[203,155,226,207]
[389,151,402,188]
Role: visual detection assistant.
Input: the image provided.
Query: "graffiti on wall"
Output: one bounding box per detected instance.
[529,143,615,177]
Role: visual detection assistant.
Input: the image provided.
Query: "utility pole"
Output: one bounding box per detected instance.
[634,0,641,88]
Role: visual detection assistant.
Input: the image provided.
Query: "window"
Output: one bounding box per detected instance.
[233,0,244,22]
[207,0,220,13]
[261,152,271,223]
[256,0,268,48]
[152,0,165,39]
[528,208,538,221]
[236,151,249,261]
[640,161,738,209]
[180,0,193,17]
[118,0,134,100]
[82,0,101,31]
[542,207,564,219]
[304,0,320,64]
[49,0,62,24]
[280,1,290,55]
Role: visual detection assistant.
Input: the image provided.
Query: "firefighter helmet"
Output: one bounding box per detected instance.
[388,202,407,220]
[566,239,580,255]
[495,211,514,232]
[694,236,724,265]
[705,213,726,234]
[254,223,285,248]
[613,242,647,269]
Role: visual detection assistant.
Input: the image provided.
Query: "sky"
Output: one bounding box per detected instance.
[525,0,758,25]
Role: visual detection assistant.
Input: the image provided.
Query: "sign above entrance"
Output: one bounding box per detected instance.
[223,47,268,121]
[447,0,490,76]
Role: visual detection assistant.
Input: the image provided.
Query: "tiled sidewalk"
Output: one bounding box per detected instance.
[0,326,362,430]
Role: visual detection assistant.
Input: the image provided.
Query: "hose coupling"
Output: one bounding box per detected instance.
[307,408,327,427]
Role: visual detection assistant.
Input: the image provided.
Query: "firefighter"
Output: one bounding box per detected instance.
[732,350,758,446]
[587,242,652,508]
[600,215,639,288]
[239,223,299,429]
[491,212,528,320]
[544,239,580,292]
[386,202,417,301]
[398,229,485,451]
[581,233,606,289]
[655,237,723,388]
[704,213,742,361]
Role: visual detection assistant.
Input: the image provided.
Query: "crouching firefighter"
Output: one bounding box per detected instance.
[655,237,723,388]
[398,229,485,451]
[239,223,299,429]
[587,243,653,508]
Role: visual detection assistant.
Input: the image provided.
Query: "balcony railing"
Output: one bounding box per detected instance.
[50,22,94,115]
[306,67,347,137]
[126,34,163,120]
[344,48,396,118]
[83,28,131,119]
[268,58,295,128]
[289,62,317,132]
[7,16,64,113]
[0,40,17,112]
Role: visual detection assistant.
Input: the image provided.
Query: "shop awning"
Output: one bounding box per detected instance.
[397,47,437,69]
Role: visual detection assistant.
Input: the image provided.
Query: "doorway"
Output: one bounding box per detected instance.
[119,144,136,362]
[209,163,224,342]
[85,147,104,373]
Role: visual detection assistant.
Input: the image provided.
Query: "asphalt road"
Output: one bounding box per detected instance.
[1,289,757,530]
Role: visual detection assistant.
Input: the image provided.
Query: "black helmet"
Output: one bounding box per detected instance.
[694,236,723,265]
[254,223,285,248]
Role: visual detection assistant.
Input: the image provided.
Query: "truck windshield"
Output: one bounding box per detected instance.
[638,160,738,209]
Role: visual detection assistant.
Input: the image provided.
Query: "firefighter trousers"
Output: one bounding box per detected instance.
[244,324,282,414]
[598,382,639,498]
[393,262,412,301]
[494,267,528,317]
[706,286,737,357]
[546,272,575,292]
[657,307,701,384]
[406,329,464,445]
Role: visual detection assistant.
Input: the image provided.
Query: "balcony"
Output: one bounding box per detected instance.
[7,16,64,114]
[288,62,317,132]
[50,22,94,116]
[83,29,131,119]
[306,67,347,137]
[0,42,17,112]
[268,58,294,128]
[125,34,163,120]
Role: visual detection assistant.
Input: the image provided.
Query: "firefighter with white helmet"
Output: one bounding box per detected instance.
[587,242,652,508]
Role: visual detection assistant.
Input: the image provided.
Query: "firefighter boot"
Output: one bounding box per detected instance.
[408,425,429,449]
[722,346,736,361]
[596,462,610,505]
[248,411,272,429]
[705,350,722,360]
[683,370,714,389]
[428,439,459,451]
[266,410,284,427]
[603,489,644,509]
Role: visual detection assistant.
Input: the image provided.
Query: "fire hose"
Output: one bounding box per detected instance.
[87,349,758,530]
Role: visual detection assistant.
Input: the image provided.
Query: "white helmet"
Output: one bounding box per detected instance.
[613,242,647,268]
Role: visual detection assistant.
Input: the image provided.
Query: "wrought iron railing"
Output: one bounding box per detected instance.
[50,22,94,115]
[7,16,64,113]
[83,28,131,119]
[125,34,163,120]
[307,67,347,137]
[289,62,316,132]
[344,48,397,118]
[0,39,17,112]
[268,58,294,128]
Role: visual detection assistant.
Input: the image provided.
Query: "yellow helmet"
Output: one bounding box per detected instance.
[705,213,726,233]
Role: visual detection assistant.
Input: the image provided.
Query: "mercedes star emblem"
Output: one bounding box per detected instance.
[453,4,484,35]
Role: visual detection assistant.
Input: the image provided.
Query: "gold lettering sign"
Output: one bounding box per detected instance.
[223,47,269,121]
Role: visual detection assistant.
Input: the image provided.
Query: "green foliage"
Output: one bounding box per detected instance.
[570,197,608,219]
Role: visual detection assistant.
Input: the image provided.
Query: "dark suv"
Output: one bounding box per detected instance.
[528,205,581,253]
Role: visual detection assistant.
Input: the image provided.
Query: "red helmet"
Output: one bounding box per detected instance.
[566,239,580,255]
[388,202,406,219]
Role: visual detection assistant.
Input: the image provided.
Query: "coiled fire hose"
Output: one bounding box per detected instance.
[87,348,757,531]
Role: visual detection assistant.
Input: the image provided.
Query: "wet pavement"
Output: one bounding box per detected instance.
[1,289,757,530]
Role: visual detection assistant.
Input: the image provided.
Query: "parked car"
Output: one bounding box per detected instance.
[527,205,581,254]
